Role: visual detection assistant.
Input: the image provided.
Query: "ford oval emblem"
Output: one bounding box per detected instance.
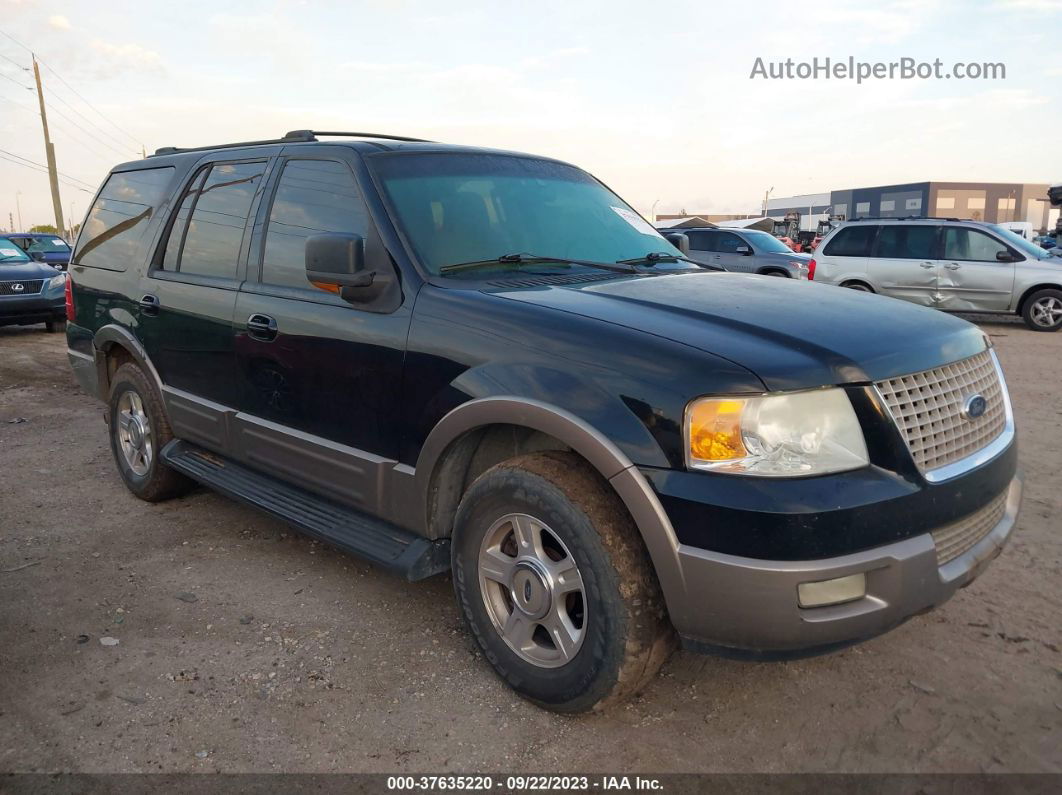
[962,394,988,420]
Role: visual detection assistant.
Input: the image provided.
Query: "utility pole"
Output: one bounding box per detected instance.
[7,212,13,233]
[15,191,23,232]
[32,54,65,235]
[142,145,147,159]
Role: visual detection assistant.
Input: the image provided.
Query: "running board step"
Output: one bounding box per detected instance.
[160,440,449,581]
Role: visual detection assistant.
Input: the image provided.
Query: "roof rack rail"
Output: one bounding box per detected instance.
[849,215,962,222]
[152,129,433,157]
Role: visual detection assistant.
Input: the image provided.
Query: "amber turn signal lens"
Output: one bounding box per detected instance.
[688,398,747,462]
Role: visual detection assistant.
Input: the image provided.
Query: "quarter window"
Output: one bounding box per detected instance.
[685,231,716,252]
[943,228,1010,262]
[822,225,877,257]
[76,167,175,270]
[261,160,366,288]
[873,225,937,259]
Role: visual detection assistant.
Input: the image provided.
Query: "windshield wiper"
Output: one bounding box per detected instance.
[616,251,701,266]
[439,253,637,275]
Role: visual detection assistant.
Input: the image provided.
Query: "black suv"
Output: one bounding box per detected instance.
[67,131,1022,712]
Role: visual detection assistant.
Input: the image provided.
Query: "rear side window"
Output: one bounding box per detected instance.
[261,159,366,289]
[823,225,877,257]
[686,231,716,252]
[943,228,1009,262]
[873,225,937,259]
[75,167,175,271]
[160,161,266,279]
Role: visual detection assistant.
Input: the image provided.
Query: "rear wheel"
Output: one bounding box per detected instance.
[108,362,193,501]
[452,451,673,713]
[842,281,873,292]
[1022,288,1062,331]
[762,270,789,277]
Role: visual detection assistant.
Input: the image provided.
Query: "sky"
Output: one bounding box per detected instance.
[0,0,1060,232]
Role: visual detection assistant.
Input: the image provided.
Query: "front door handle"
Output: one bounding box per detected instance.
[920,262,935,269]
[945,262,961,270]
[139,294,160,316]
[246,313,278,342]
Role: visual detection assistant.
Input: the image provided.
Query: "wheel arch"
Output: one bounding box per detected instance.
[757,267,791,277]
[840,279,875,292]
[1015,283,1062,315]
[93,324,166,404]
[415,397,686,605]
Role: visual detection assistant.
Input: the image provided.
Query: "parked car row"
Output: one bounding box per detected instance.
[0,235,69,332]
[62,131,1021,712]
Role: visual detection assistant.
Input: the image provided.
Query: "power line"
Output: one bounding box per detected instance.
[0,146,96,188]
[0,50,28,70]
[0,151,93,192]
[0,27,144,148]
[0,68,32,91]
[42,98,136,159]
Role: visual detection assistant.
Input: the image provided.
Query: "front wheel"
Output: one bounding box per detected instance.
[842,281,873,292]
[452,451,673,713]
[1022,288,1062,331]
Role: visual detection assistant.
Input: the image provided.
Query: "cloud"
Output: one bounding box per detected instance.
[994,0,1062,10]
[88,39,166,76]
[48,15,71,30]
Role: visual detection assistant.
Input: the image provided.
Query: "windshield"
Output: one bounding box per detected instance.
[0,240,31,263]
[22,236,71,253]
[742,230,795,254]
[988,224,1050,260]
[371,153,684,275]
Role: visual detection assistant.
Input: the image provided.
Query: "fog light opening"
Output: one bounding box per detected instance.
[797,572,866,608]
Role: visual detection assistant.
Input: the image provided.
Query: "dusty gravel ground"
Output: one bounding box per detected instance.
[0,316,1059,775]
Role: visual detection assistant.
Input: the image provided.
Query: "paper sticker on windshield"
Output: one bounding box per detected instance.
[0,248,21,257]
[51,239,66,246]
[610,206,661,237]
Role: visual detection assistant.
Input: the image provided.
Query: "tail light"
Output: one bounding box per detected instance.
[65,276,75,322]
[807,258,817,280]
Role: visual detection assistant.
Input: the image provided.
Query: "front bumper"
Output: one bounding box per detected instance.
[0,293,65,325]
[670,473,1022,656]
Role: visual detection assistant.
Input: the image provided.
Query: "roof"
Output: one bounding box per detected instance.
[712,217,772,229]
[654,216,717,229]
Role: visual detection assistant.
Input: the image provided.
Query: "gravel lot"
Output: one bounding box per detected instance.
[0,317,1059,774]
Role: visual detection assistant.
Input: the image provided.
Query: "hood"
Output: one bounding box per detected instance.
[762,250,811,263]
[0,261,62,281]
[490,272,987,391]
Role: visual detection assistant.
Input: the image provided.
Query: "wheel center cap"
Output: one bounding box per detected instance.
[128,417,145,449]
[510,561,551,620]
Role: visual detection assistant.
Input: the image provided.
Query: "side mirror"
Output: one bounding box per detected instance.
[736,246,751,255]
[664,232,690,255]
[996,251,1016,262]
[305,232,399,308]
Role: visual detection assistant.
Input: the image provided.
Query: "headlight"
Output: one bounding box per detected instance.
[684,388,868,476]
[48,272,67,289]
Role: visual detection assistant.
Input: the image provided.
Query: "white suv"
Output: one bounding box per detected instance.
[810,218,1062,331]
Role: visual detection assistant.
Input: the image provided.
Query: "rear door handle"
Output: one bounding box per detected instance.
[919,262,935,269]
[246,313,278,342]
[139,294,160,316]
[945,262,961,270]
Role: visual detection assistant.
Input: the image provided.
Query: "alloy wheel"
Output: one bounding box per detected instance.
[116,390,153,476]
[1030,296,1062,328]
[478,513,586,668]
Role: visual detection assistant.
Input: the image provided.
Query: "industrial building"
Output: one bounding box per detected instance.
[765,182,1058,233]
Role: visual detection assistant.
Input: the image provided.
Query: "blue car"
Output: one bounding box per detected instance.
[0,232,72,270]
[0,240,68,332]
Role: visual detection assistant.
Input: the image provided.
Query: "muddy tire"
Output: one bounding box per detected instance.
[452,451,674,713]
[45,320,66,333]
[108,362,193,502]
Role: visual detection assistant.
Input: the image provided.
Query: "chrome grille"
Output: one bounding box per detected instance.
[876,350,1006,475]
[931,489,1008,566]
[0,279,44,296]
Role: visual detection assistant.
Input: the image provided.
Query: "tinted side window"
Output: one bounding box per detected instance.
[873,225,937,259]
[261,160,366,289]
[943,228,1009,262]
[715,232,745,254]
[823,225,877,257]
[162,168,208,270]
[686,231,715,252]
[175,162,266,279]
[76,167,175,270]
